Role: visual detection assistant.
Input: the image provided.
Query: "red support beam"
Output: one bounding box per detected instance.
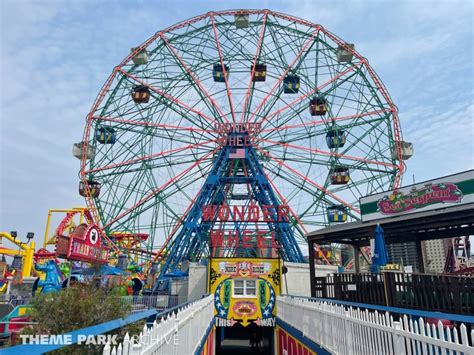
[117,68,221,127]
[256,138,397,169]
[103,147,219,229]
[254,144,360,214]
[85,139,218,174]
[247,28,320,124]
[240,10,269,124]
[210,13,236,123]
[159,32,231,124]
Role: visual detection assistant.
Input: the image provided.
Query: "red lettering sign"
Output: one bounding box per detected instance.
[201,205,290,222]
[209,230,279,249]
[277,327,315,355]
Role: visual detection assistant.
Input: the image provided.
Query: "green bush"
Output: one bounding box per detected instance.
[20,284,143,354]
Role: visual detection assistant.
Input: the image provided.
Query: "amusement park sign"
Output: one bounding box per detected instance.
[360,170,474,222]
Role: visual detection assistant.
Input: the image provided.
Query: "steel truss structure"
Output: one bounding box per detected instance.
[78,9,405,266]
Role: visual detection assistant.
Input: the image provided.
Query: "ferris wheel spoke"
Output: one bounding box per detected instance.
[92,115,216,147]
[159,33,231,125]
[107,158,214,235]
[339,118,391,161]
[85,139,217,175]
[254,62,362,129]
[117,68,220,128]
[257,138,396,170]
[246,26,316,127]
[259,108,391,137]
[254,144,360,214]
[103,147,219,229]
[146,179,208,268]
[258,70,361,136]
[93,115,217,136]
[267,169,359,224]
[210,14,236,123]
[240,11,268,124]
[247,28,319,124]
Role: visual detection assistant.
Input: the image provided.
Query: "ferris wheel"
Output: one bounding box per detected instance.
[75,9,407,260]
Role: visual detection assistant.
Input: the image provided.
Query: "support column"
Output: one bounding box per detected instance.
[309,240,316,297]
[415,239,425,273]
[354,245,361,273]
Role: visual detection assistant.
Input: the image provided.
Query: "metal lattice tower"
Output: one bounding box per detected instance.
[156,128,304,283]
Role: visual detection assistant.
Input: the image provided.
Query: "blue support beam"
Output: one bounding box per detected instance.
[152,131,304,292]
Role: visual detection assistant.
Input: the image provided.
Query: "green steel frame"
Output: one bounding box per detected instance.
[79,10,404,263]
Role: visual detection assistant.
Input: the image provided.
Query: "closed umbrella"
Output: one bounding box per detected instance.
[371,224,388,272]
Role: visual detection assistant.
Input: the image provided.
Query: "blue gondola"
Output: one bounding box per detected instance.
[327,205,347,223]
[213,63,229,82]
[326,128,346,149]
[283,74,300,94]
[95,127,117,144]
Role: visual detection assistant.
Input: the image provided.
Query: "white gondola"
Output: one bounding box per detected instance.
[336,43,355,62]
[72,142,95,160]
[235,12,249,28]
[131,47,149,65]
[391,141,414,160]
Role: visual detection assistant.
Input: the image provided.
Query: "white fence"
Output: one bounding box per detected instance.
[103,295,214,355]
[119,295,187,313]
[278,296,474,355]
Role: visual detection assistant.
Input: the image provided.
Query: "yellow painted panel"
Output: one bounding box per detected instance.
[209,258,281,327]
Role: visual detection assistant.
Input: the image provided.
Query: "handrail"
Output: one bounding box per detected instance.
[282,294,474,324]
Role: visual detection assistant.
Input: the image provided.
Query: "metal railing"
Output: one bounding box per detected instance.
[314,272,474,314]
[0,295,186,314]
[103,295,214,355]
[278,295,474,355]
[118,295,187,313]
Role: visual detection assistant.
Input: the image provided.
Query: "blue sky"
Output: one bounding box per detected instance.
[0,0,473,244]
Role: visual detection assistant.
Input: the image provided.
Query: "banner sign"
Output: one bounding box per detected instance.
[67,224,109,263]
[360,170,474,221]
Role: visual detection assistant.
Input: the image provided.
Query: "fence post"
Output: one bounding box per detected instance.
[103,341,111,355]
[321,277,327,298]
[344,310,354,355]
[383,271,394,307]
[392,321,406,355]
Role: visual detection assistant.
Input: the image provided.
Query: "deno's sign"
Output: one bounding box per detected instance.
[360,170,473,222]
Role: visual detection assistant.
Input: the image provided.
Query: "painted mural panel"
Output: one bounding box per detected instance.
[209,258,281,327]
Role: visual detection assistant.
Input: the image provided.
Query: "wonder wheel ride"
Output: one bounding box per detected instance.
[75,9,409,271]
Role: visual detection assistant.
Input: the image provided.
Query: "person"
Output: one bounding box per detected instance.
[249,330,261,352]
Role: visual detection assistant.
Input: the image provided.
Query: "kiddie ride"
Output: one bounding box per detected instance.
[0,231,35,344]
[39,207,146,295]
[0,208,151,344]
